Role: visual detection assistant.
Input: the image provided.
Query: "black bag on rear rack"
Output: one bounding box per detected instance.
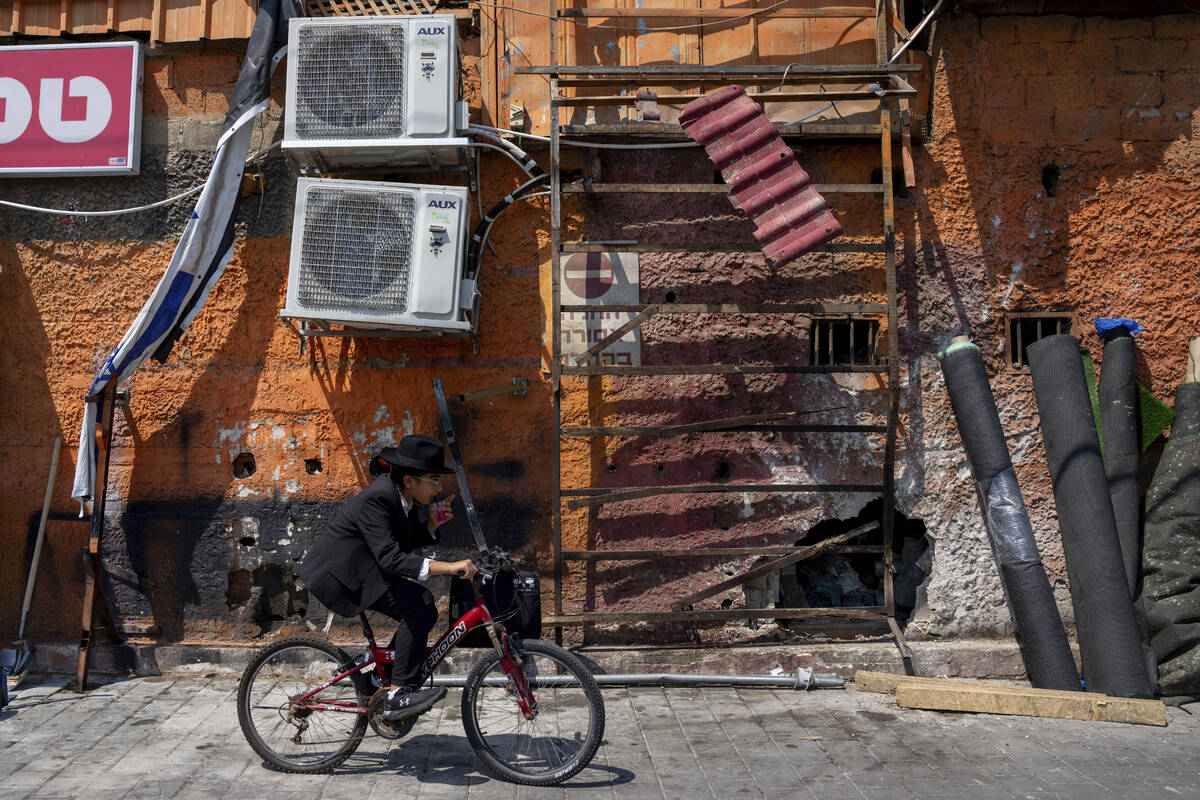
[449,569,542,648]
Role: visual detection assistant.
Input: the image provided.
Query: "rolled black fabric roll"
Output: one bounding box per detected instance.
[1028,334,1153,698]
[1099,330,1142,593]
[1142,381,1200,700]
[1098,329,1158,689]
[939,340,1080,691]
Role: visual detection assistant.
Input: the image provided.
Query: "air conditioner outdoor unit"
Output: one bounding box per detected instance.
[283,15,468,170]
[282,177,474,333]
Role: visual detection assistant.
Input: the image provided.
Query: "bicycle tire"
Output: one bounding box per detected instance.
[237,634,369,773]
[461,638,605,786]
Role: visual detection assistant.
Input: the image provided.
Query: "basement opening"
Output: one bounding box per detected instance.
[1005,312,1075,372]
[233,452,256,479]
[810,318,880,366]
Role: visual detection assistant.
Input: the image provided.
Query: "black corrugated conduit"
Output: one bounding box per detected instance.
[1097,327,1159,689]
[1027,334,1153,698]
[1141,336,1200,702]
[938,338,1080,691]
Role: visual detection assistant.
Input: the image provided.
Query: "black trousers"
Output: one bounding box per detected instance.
[368,578,437,689]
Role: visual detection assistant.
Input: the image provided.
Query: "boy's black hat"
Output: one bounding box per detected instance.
[377,435,455,474]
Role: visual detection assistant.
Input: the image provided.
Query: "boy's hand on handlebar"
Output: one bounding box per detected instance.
[428,558,478,579]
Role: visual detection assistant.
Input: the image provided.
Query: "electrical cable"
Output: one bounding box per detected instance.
[470,147,499,258]
[466,173,550,280]
[467,126,546,176]
[0,141,282,217]
[467,141,539,176]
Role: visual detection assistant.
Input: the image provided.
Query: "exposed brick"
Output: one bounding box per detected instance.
[1094,74,1164,108]
[1084,16,1154,40]
[982,42,1050,77]
[1026,75,1094,110]
[1053,107,1121,143]
[1119,109,1189,141]
[1116,40,1189,73]
[1015,15,1083,44]
[985,77,1027,110]
[1152,14,1200,40]
[984,106,1055,144]
[1163,73,1200,104]
[1055,39,1117,75]
[980,17,1018,45]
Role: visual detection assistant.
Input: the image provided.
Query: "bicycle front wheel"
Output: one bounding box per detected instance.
[461,638,605,786]
[237,635,368,773]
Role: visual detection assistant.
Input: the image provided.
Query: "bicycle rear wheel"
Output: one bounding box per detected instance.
[461,638,605,786]
[237,635,368,773]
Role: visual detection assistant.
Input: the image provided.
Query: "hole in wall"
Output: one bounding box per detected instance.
[655,463,666,473]
[226,569,251,608]
[607,463,618,472]
[664,291,677,303]
[714,461,731,481]
[304,458,323,475]
[1042,164,1059,197]
[239,536,256,547]
[773,499,929,630]
[232,452,256,479]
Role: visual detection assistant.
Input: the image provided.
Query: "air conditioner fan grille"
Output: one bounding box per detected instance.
[297,187,416,313]
[295,24,406,138]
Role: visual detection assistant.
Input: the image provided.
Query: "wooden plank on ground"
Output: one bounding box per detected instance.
[857,670,1083,696]
[895,682,1166,727]
[855,671,1167,726]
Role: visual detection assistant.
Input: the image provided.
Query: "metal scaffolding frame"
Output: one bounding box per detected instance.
[520,2,917,669]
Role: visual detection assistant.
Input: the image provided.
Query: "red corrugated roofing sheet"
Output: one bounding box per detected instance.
[679,86,842,266]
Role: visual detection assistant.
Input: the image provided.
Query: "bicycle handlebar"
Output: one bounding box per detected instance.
[471,547,520,582]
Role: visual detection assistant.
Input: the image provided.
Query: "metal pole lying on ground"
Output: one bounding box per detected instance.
[432,669,845,690]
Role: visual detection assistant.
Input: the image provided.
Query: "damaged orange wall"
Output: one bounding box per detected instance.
[2,9,1199,649]
[0,33,559,643]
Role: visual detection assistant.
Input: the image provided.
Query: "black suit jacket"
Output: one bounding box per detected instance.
[299,474,437,617]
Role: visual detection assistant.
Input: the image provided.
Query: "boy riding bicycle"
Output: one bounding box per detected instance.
[299,434,478,721]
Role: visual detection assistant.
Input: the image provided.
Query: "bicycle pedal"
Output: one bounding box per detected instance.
[367,688,416,740]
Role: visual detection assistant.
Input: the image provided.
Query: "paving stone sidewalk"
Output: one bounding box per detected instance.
[1,674,1198,800]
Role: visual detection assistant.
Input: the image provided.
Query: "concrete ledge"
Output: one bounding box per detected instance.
[28,637,1064,682]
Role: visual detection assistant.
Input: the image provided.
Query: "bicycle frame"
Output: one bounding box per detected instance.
[294,595,535,718]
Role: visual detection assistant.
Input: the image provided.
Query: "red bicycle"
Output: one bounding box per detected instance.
[236,549,605,786]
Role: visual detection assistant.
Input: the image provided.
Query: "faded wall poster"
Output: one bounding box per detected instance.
[559,252,642,367]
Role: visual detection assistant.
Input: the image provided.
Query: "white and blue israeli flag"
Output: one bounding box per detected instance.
[72,0,303,511]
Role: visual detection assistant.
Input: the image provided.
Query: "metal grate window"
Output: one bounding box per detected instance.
[1005,312,1075,372]
[294,24,406,138]
[297,186,416,313]
[810,318,881,366]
